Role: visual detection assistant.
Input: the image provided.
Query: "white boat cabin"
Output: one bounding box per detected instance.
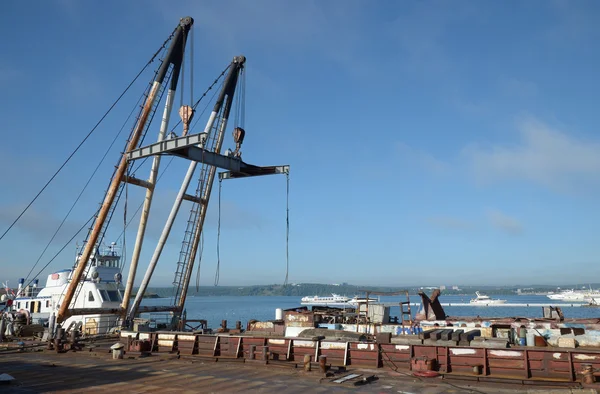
[11,245,125,334]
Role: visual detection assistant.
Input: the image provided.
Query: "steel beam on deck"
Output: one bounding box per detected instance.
[219,165,290,180]
[127,132,290,176]
[127,132,207,160]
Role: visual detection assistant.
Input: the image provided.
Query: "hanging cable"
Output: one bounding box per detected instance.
[214,178,222,286]
[284,172,290,285]
[0,28,176,243]
[168,64,230,134]
[22,91,149,284]
[121,165,129,273]
[241,68,246,128]
[23,214,96,290]
[190,24,194,106]
[180,26,185,109]
[195,230,204,292]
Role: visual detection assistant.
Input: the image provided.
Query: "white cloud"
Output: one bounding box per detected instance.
[463,117,600,193]
[427,216,474,230]
[154,0,374,78]
[396,142,449,174]
[487,209,523,235]
[501,77,538,98]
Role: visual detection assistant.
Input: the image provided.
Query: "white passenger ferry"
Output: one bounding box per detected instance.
[301,293,350,306]
[300,293,379,307]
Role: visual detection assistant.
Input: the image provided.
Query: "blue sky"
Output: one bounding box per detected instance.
[1,0,600,288]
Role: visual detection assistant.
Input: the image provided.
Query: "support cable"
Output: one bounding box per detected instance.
[190,24,194,106]
[214,179,222,286]
[284,173,290,286]
[22,91,148,284]
[0,28,176,243]
[195,231,204,291]
[23,214,96,290]
[121,165,129,273]
[168,65,230,134]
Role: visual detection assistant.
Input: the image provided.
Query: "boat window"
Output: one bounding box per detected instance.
[46,300,50,308]
[17,302,20,309]
[106,290,121,302]
[88,291,95,302]
[25,302,28,309]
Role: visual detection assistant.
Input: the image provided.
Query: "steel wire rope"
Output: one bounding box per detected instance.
[121,165,129,274]
[284,173,290,286]
[168,65,231,135]
[213,71,245,286]
[23,214,96,291]
[30,48,173,302]
[22,87,150,284]
[214,178,222,286]
[0,28,177,243]
[114,73,221,265]
[195,231,204,291]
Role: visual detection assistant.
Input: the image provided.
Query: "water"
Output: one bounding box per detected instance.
[141,294,600,329]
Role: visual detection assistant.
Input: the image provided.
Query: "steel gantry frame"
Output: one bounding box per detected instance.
[126,55,289,326]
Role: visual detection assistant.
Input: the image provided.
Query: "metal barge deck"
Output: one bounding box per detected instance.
[0,337,596,393]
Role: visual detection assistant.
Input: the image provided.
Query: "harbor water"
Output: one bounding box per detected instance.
[142,294,600,329]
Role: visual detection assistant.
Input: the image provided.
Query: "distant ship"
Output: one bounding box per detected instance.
[547,288,600,302]
[300,294,379,307]
[469,291,507,305]
[300,294,350,306]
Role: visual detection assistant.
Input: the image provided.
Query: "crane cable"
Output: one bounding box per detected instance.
[214,179,222,286]
[22,73,160,285]
[0,27,177,243]
[214,69,245,286]
[284,172,290,286]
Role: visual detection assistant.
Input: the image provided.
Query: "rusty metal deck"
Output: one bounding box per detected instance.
[0,346,561,393]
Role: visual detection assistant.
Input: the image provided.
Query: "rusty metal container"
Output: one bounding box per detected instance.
[534,336,547,347]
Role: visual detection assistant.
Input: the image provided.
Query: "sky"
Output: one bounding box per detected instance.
[1,0,600,288]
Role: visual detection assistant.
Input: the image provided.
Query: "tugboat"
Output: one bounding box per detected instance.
[9,243,124,335]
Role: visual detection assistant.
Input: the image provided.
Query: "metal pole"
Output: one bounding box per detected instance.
[121,88,176,313]
[57,17,193,324]
[129,56,245,321]
[177,105,233,311]
[127,111,217,320]
[58,80,161,324]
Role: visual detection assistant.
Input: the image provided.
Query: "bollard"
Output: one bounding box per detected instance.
[70,330,77,344]
[249,345,256,360]
[581,364,595,384]
[319,355,327,373]
[0,315,6,342]
[262,346,269,361]
[221,320,227,330]
[57,327,65,341]
[111,343,125,360]
[304,354,311,371]
[235,321,242,330]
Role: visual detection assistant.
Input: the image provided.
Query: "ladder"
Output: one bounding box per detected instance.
[171,106,222,304]
[400,290,413,334]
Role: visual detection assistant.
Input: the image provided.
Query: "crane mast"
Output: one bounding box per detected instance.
[57,16,194,325]
[127,56,246,323]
